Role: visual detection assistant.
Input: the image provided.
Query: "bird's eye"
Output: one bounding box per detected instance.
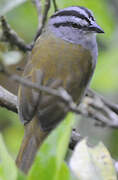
[71,23,79,29]
[89,16,95,21]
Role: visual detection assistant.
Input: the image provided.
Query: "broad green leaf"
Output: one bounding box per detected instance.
[0,0,27,16]
[54,113,75,180]
[0,134,17,180]
[57,162,71,180]
[28,113,75,180]
[70,139,117,180]
[56,113,75,168]
[0,165,5,180]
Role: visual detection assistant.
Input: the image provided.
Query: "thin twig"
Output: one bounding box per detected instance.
[0,85,17,113]
[80,92,118,128]
[87,89,118,119]
[42,0,51,30]
[52,0,58,12]
[4,70,81,115]
[88,89,118,114]
[0,0,51,50]
[0,60,118,128]
[33,0,42,29]
[34,0,51,40]
[0,62,74,107]
[0,16,32,52]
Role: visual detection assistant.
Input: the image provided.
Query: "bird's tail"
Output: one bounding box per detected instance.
[16,117,49,174]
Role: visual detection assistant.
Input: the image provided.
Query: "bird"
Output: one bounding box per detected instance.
[16,6,104,174]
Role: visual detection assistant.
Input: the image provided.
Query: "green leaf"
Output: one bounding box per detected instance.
[0,134,17,180]
[56,113,75,168]
[0,0,27,16]
[27,113,75,180]
[70,139,117,180]
[0,164,5,180]
[57,162,71,180]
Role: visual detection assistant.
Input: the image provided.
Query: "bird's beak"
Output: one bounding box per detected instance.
[89,22,104,33]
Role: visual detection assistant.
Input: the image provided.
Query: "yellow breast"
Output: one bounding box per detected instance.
[24,30,93,102]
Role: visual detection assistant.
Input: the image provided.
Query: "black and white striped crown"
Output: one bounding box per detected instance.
[50,6,104,33]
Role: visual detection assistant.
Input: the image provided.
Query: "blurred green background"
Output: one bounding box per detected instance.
[0,0,118,160]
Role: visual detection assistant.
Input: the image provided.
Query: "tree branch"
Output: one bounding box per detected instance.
[34,0,51,40]
[0,0,51,51]
[0,61,118,129]
[0,16,32,52]
[0,85,17,113]
[0,0,118,147]
[33,0,42,29]
[85,89,118,128]
[52,0,58,12]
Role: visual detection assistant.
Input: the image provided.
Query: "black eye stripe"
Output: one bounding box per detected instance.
[51,10,90,24]
[53,21,99,32]
[78,6,95,21]
[53,21,85,29]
